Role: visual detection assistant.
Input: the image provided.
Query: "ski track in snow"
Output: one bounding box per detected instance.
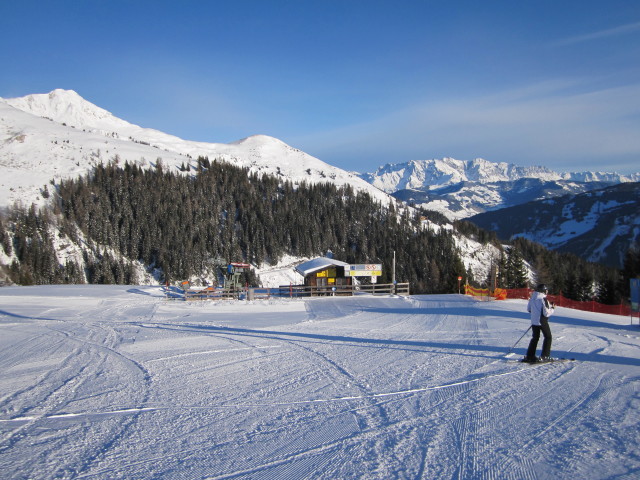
[0,286,639,479]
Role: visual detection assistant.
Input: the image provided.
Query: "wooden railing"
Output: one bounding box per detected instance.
[183,287,242,300]
[170,282,410,301]
[249,283,410,299]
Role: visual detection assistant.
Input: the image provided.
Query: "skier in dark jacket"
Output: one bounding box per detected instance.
[525,284,555,362]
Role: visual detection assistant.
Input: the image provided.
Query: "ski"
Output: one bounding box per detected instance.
[519,357,575,364]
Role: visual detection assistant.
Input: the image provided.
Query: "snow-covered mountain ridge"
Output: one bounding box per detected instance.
[0,89,391,208]
[362,157,639,193]
[3,89,134,134]
[361,158,640,220]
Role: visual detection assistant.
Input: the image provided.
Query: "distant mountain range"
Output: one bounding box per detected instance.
[1,89,638,270]
[360,158,640,219]
[359,156,639,268]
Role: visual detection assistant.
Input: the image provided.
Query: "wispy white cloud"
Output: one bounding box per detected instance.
[552,21,640,46]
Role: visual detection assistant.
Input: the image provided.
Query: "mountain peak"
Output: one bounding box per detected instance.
[3,89,132,132]
[48,88,83,100]
[230,134,286,147]
[0,89,393,209]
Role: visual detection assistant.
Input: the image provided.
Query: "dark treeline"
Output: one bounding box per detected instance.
[511,236,634,304]
[455,218,636,304]
[0,202,135,286]
[1,158,636,301]
[0,158,466,293]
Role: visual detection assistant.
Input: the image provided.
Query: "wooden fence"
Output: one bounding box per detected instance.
[174,282,410,301]
[250,283,410,299]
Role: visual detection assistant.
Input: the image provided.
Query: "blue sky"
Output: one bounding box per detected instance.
[1,0,639,174]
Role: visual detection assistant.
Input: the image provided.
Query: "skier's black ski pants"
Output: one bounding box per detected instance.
[526,317,552,358]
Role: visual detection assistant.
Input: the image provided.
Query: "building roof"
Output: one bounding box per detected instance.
[294,257,350,276]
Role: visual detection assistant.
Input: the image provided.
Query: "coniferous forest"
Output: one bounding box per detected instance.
[1,159,466,293]
[0,157,636,300]
[455,220,637,304]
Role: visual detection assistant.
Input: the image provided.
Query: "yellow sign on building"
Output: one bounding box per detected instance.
[316,268,337,278]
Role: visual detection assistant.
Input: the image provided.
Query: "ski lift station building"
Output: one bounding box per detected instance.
[294,257,353,289]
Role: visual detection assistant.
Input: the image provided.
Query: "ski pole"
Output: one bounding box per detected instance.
[507,326,531,354]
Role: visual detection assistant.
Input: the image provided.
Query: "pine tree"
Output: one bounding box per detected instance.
[621,244,640,298]
[505,247,529,289]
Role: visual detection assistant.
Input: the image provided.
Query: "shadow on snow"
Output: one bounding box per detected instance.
[148,322,640,368]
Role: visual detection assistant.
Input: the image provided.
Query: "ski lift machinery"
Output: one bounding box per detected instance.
[225,262,251,290]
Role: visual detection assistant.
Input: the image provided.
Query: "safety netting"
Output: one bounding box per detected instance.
[465,286,633,317]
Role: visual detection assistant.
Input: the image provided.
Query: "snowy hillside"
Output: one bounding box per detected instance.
[469,182,640,268]
[392,177,617,220]
[0,99,188,208]
[0,286,638,479]
[361,158,640,219]
[0,89,391,208]
[1,89,502,288]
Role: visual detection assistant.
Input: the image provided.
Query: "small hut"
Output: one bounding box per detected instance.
[294,257,352,290]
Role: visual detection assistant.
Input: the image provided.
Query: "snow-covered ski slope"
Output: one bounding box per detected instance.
[1,286,638,479]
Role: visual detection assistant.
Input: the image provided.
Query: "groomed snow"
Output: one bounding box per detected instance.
[1,286,638,479]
